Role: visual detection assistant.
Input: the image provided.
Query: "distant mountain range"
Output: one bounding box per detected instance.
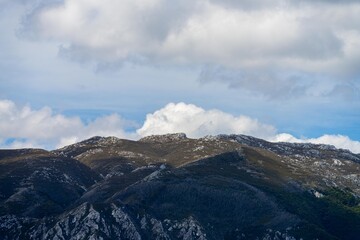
[1,133,360,240]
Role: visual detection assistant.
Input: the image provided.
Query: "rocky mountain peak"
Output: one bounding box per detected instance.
[139,133,188,143]
[81,136,122,145]
[1,133,360,240]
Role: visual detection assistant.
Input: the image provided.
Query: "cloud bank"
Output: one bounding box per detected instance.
[28,0,359,67]
[2,99,359,153]
[19,0,360,98]
[0,100,135,149]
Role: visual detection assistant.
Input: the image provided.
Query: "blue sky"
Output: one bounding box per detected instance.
[1,0,360,152]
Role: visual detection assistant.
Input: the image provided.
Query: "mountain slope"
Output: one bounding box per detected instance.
[0,149,100,218]
[1,133,360,239]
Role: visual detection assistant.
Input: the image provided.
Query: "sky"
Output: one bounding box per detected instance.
[1,0,360,153]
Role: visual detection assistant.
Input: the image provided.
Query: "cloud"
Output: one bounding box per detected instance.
[137,102,277,139]
[1,100,360,153]
[0,139,43,149]
[27,0,345,63]
[272,133,360,154]
[0,99,135,149]
[17,0,360,99]
[198,65,312,99]
[306,135,360,153]
[137,102,360,153]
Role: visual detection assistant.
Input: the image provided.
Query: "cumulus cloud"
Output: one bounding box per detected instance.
[0,99,136,149]
[137,102,276,139]
[137,102,360,153]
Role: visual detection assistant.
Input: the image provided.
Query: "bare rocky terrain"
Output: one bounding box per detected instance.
[1,133,360,240]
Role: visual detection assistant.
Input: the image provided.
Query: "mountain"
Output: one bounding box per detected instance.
[1,133,360,240]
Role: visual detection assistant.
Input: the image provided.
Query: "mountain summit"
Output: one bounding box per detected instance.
[1,134,360,240]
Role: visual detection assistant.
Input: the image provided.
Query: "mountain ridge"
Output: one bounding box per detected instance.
[1,133,360,239]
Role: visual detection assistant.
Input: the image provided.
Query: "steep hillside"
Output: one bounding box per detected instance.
[1,134,360,239]
[0,149,100,219]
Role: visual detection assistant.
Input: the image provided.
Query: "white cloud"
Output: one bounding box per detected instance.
[25,1,358,69]
[1,100,360,154]
[137,102,277,139]
[271,133,360,154]
[306,135,360,154]
[0,99,135,149]
[271,133,304,143]
[1,139,43,149]
[19,0,360,98]
[28,0,349,64]
[137,102,360,154]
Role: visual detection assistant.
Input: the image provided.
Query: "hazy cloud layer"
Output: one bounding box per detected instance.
[198,66,314,99]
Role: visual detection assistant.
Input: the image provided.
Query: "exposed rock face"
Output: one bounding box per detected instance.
[1,134,360,239]
[139,133,188,143]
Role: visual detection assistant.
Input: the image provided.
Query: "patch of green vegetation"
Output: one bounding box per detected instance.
[266,186,360,240]
[323,187,360,208]
[288,222,338,240]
